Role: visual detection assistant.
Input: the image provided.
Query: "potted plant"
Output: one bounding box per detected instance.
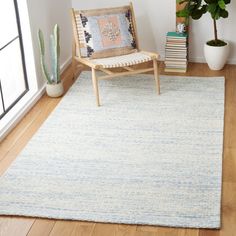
[38,24,64,97]
[177,0,231,70]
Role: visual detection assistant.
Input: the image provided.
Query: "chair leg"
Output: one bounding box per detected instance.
[72,57,77,80]
[72,42,77,80]
[92,68,100,106]
[153,59,160,95]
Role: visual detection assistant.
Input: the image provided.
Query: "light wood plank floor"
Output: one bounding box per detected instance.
[0,62,235,236]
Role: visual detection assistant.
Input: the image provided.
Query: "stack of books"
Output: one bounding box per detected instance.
[164,32,188,73]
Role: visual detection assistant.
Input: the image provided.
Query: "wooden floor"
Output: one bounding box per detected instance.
[0,62,235,236]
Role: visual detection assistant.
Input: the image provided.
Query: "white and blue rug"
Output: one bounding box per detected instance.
[0,72,225,228]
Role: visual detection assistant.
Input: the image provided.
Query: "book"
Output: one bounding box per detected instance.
[164,31,188,73]
[165,68,187,73]
[165,49,187,52]
[164,64,187,68]
[166,44,187,47]
[165,52,187,55]
[166,57,187,60]
[167,32,187,38]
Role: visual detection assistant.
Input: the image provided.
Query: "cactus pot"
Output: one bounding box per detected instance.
[204,41,229,70]
[46,81,64,98]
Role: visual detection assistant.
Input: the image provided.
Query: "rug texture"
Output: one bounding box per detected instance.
[0,72,225,228]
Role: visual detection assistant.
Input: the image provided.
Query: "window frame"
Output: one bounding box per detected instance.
[0,0,29,120]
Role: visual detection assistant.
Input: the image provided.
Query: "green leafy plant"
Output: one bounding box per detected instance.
[176,0,231,46]
[38,24,60,84]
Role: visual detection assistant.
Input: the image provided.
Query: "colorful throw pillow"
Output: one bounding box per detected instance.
[77,6,137,59]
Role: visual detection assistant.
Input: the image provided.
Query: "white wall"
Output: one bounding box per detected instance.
[71,0,236,64]
[26,0,72,88]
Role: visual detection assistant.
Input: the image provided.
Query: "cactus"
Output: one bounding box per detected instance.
[50,24,60,84]
[38,29,51,84]
[38,24,60,84]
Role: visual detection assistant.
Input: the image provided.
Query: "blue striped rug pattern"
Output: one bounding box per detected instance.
[0,72,225,228]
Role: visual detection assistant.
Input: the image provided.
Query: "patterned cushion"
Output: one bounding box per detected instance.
[77,6,137,59]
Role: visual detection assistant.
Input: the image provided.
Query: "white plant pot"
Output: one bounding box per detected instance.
[46,81,64,98]
[204,41,229,70]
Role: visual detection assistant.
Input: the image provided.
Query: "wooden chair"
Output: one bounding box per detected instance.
[71,2,160,106]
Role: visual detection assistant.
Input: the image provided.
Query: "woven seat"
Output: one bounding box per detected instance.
[90,52,157,69]
[71,3,160,106]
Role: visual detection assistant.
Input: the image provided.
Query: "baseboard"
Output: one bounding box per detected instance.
[226,58,236,65]
[60,57,72,73]
[0,58,72,142]
[189,57,236,65]
[160,53,236,65]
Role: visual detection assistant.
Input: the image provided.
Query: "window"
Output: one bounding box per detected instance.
[0,0,29,119]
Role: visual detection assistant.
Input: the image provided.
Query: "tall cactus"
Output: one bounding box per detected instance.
[38,24,60,84]
[38,29,51,84]
[50,24,60,84]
